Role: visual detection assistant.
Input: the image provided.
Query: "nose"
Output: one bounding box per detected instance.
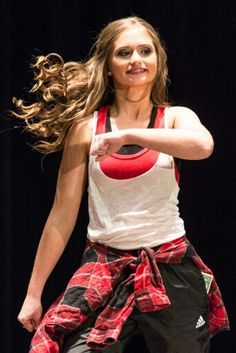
[129,50,142,64]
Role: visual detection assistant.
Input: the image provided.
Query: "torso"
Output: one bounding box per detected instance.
[86,106,185,250]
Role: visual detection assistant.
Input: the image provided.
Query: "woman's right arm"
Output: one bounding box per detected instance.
[17,118,92,332]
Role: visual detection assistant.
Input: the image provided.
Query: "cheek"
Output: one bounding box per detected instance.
[111,62,128,80]
[111,59,126,71]
[146,61,157,77]
[149,59,158,76]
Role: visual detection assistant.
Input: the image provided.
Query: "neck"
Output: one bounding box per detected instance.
[115,83,152,102]
[111,87,153,121]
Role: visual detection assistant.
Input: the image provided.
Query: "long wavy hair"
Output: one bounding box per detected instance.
[12,16,170,153]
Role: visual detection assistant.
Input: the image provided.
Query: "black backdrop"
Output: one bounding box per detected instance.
[0,1,235,352]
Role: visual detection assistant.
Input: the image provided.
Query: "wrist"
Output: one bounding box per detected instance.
[27,283,44,300]
[122,128,132,145]
[24,294,42,308]
[122,128,141,146]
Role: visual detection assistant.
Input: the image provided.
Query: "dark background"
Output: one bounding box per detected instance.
[0,1,235,352]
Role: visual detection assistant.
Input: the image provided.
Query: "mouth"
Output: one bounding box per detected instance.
[126,68,147,74]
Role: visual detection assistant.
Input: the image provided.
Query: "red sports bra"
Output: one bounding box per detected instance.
[95,106,165,180]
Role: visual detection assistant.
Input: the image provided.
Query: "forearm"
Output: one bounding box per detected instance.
[26,206,77,299]
[124,127,214,160]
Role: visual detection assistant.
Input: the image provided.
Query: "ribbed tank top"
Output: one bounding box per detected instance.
[87,106,185,250]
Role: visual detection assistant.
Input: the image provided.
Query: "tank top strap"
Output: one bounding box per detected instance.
[154,106,165,128]
[96,106,110,134]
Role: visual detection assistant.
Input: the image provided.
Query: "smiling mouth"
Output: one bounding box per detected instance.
[127,68,147,74]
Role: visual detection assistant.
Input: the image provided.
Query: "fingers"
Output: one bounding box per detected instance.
[91,132,124,160]
[91,137,109,156]
[95,154,109,162]
[17,296,43,332]
[93,148,108,157]
[91,143,109,159]
[18,317,37,332]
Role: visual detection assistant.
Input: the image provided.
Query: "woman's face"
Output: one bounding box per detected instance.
[109,26,158,90]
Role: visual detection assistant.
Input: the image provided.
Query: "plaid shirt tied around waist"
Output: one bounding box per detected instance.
[30,236,229,352]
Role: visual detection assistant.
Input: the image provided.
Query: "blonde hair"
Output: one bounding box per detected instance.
[12,16,170,153]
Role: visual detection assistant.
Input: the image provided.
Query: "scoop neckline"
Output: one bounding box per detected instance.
[105,106,157,158]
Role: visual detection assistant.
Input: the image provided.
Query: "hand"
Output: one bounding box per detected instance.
[17,295,43,332]
[91,131,126,161]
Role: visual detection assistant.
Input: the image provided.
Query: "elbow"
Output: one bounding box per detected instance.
[186,133,214,160]
[197,135,214,160]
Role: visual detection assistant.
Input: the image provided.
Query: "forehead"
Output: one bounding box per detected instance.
[113,25,154,48]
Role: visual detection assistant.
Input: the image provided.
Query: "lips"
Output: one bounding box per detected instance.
[127,68,147,74]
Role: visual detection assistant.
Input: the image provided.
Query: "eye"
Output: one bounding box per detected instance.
[115,49,132,58]
[139,47,152,56]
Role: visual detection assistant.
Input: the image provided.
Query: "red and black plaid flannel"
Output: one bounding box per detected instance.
[29,236,229,352]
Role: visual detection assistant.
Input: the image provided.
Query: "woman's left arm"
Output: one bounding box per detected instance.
[91,107,214,161]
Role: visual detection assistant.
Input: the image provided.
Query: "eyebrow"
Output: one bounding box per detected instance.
[114,44,154,50]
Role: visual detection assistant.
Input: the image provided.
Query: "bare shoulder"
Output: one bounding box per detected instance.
[165,106,202,129]
[65,114,94,152]
[59,114,94,174]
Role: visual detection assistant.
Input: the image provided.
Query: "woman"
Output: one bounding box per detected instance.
[15,16,229,353]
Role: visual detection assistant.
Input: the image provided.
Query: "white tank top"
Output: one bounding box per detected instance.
[87,107,185,250]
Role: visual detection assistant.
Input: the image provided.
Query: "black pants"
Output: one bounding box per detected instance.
[62,257,210,353]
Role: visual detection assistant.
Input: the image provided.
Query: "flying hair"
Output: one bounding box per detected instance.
[12,16,170,154]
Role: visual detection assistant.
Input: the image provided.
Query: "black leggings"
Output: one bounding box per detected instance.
[62,258,210,353]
